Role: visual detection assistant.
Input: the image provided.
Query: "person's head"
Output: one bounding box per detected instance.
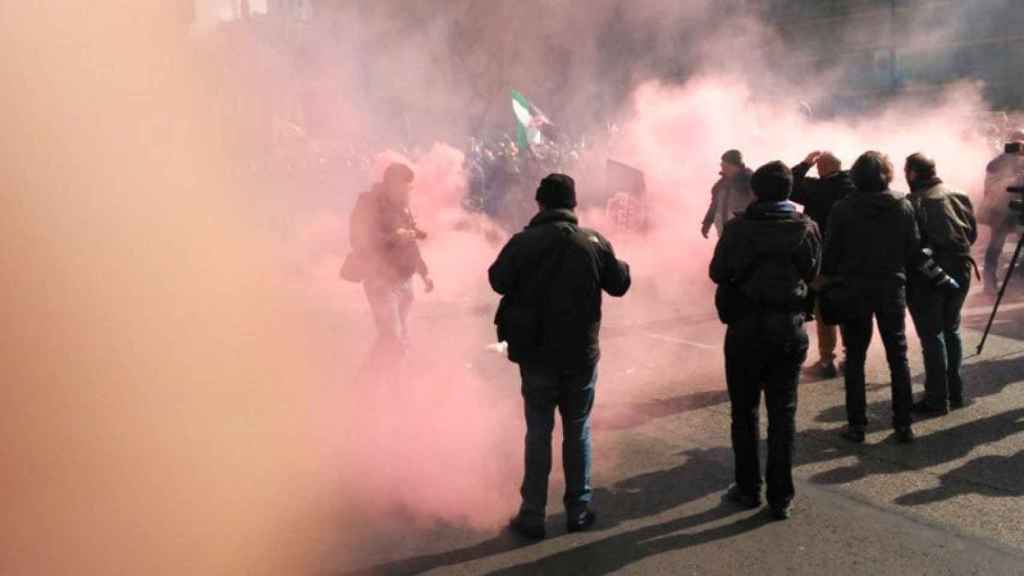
[749,161,793,202]
[904,152,937,185]
[720,149,744,178]
[815,151,842,178]
[381,162,415,206]
[850,151,894,193]
[535,173,577,211]
[1007,128,1024,142]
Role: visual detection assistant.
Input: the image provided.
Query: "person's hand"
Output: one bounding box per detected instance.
[803,151,822,165]
[421,274,435,293]
[701,222,712,239]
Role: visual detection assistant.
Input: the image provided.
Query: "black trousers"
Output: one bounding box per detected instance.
[840,281,913,428]
[724,312,808,507]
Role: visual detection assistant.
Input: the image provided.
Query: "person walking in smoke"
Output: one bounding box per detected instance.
[821,151,920,445]
[791,151,856,378]
[979,131,1024,295]
[345,163,434,377]
[489,173,631,540]
[702,149,754,239]
[710,161,821,520]
[904,153,977,415]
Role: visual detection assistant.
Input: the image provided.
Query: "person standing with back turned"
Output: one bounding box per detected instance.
[489,173,631,540]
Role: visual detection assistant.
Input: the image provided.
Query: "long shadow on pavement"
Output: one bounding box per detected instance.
[483,503,768,576]
[896,447,1024,505]
[338,446,734,576]
[797,408,1024,497]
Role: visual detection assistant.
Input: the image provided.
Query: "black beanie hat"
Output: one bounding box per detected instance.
[536,173,577,209]
[721,149,744,166]
[750,161,793,202]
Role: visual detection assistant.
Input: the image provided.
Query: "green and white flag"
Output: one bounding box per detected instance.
[511,89,550,151]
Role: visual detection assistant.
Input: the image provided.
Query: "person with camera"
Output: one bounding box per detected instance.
[344,163,434,371]
[904,154,978,414]
[791,151,856,378]
[980,133,1024,295]
[488,173,631,540]
[710,161,821,520]
[821,151,921,444]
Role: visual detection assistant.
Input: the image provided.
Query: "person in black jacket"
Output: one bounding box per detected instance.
[710,161,821,520]
[822,151,921,444]
[489,173,631,539]
[791,151,855,378]
[904,153,978,414]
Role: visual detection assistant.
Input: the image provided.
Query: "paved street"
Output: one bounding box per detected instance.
[336,283,1024,576]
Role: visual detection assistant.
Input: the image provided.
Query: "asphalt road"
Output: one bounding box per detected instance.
[337,283,1024,576]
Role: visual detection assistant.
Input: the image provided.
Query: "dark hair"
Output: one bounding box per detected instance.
[750,161,793,202]
[382,162,415,186]
[905,152,936,179]
[851,151,894,193]
[535,173,577,209]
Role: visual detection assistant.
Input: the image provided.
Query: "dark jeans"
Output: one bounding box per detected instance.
[724,312,807,507]
[840,281,913,428]
[518,363,597,523]
[908,266,971,407]
[984,216,1017,291]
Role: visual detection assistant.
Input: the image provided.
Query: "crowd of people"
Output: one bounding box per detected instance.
[337,126,1024,537]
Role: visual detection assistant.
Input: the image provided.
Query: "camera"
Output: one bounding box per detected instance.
[917,247,960,291]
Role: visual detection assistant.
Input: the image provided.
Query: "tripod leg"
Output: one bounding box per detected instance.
[977,233,1024,355]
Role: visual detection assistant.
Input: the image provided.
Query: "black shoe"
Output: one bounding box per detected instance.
[894,425,915,444]
[818,360,838,379]
[724,484,762,509]
[841,425,866,443]
[950,397,973,410]
[566,509,597,533]
[508,515,545,540]
[769,502,792,521]
[911,400,948,417]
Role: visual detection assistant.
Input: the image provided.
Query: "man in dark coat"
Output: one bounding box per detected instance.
[489,173,631,539]
[702,149,754,239]
[904,153,977,414]
[710,161,821,520]
[348,163,433,370]
[791,151,856,377]
[822,151,920,444]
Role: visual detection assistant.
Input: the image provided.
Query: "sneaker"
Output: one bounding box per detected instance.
[566,508,597,533]
[769,502,792,520]
[911,400,948,417]
[724,484,762,509]
[507,514,546,540]
[841,425,866,443]
[894,425,915,444]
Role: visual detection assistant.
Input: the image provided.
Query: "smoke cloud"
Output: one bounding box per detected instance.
[2,1,1020,574]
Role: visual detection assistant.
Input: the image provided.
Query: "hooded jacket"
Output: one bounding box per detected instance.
[790,162,856,235]
[489,209,631,367]
[822,188,921,283]
[710,201,821,314]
